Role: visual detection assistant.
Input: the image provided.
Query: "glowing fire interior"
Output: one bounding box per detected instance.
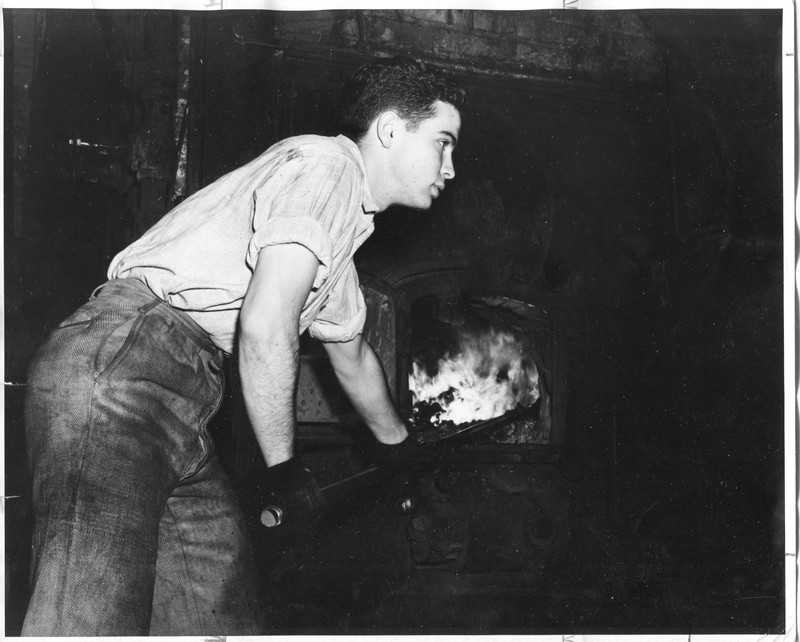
[409,327,541,427]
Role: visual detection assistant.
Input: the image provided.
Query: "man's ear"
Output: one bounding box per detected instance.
[376,110,400,149]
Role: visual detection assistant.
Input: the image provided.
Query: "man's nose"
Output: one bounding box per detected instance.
[441,153,455,180]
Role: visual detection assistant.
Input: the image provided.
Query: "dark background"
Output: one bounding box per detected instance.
[4,8,788,636]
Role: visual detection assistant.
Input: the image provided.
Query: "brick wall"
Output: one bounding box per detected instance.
[273,10,664,87]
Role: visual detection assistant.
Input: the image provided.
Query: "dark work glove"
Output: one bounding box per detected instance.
[256,458,326,532]
[370,432,443,514]
[371,432,441,470]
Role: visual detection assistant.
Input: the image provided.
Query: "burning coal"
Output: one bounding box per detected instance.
[409,328,540,427]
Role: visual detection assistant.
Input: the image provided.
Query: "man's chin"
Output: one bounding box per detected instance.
[417,195,435,210]
[394,195,433,211]
[403,202,431,212]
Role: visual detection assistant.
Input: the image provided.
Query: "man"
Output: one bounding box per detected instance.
[22,55,465,636]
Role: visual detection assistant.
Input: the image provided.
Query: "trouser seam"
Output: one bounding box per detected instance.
[162,500,204,628]
[46,375,100,627]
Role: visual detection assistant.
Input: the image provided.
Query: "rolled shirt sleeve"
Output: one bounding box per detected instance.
[246,148,356,291]
[246,215,333,290]
[307,263,367,342]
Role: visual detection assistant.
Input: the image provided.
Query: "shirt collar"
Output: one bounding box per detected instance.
[337,135,379,215]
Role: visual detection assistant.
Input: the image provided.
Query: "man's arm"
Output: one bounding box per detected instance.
[323,335,408,445]
[238,243,318,467]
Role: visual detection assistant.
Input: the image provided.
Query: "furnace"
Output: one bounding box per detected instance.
[356,261,569,459]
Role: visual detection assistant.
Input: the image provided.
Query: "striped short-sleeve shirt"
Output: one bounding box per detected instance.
[108,134,377,354]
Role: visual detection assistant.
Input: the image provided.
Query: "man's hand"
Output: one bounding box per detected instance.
[256,458,327,532]
[371,431,440,469]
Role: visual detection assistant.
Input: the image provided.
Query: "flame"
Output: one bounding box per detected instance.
[410,328,540,426]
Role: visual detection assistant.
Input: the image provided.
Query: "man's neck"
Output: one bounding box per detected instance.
[357,138,392,213]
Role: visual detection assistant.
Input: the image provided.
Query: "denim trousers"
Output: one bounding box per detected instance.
[22,278,266,636]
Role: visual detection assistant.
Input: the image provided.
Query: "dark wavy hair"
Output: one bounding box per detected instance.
[339,56,466,142]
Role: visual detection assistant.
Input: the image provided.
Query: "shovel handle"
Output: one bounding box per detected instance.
[260,505,284,528]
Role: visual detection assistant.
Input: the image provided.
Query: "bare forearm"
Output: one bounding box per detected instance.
[327,339,407,444]
[239,329,298,467]
[238,243,319,469]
